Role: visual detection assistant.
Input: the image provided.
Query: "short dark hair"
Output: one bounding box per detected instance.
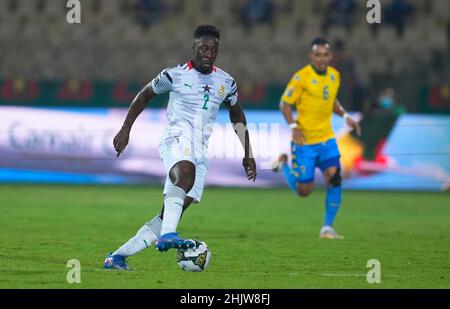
[194,25,220,40]
[311,37,331,48]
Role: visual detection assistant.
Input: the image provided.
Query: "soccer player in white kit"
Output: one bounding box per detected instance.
[104,25,257,270]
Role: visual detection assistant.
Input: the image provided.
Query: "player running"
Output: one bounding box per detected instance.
[272,38,361,239]
[104,25,257,270]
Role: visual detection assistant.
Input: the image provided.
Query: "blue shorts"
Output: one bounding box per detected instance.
[291,138,341,183]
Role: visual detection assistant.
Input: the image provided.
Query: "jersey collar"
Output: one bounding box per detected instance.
[187,60,216,73]
[310,64,327,76]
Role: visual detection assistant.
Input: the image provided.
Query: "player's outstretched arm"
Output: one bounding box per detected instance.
[113,85,157,157]
[333,99,362,136]
[224,102,257,181]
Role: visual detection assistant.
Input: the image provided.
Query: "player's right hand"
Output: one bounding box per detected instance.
[113,128,130,157]
[242,157,257,182]
[292,128,305,146]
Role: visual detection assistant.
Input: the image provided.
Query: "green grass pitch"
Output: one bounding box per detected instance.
[0,184,449,288]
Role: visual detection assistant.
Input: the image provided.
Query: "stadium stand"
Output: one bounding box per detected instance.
[0,0,448,111]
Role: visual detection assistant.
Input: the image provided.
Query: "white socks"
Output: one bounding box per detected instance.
[160,186,186,236]
[113,215,162,257]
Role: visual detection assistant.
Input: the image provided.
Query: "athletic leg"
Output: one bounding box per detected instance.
[318,139,344,239]
[294,142,317,197]
[156,160,197,251]
[275,142,317,197]
[322,164,342,228]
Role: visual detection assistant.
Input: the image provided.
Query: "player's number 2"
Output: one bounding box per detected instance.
[202,94,209,110]
[323,86,329,100]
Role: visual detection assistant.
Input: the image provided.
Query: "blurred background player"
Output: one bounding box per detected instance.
[104,25,257,270]
[272,38,361,239]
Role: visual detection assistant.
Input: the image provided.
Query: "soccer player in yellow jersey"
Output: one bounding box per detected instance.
[273,38,361,239]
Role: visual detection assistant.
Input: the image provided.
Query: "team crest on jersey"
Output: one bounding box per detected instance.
[330,74,335,82]
[218,85,225,98]
[299,165,306,175]
[294,75,301,81]
[311,79,318,85]
[285,87,294,97]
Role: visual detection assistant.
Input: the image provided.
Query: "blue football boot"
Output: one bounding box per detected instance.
[155,232,195,252]
[103,253,130,270]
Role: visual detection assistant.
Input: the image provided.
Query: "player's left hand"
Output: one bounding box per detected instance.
[113,127,130,157]
[346,117,362,136]
[242,157,257,182]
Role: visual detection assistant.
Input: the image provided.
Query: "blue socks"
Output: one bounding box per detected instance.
[324,186,342,226]
[281,163,299,193]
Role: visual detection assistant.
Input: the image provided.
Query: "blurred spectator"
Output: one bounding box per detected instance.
[332,39,364,111]
[134,0,166,30]
[240,0,275,32]
[322,0,357,34]
[383,0,414,38]
[361,87,406,133]
[352,87,406,170]
[374,87,407,116]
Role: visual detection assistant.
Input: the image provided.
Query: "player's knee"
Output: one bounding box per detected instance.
[297,184,313,197]
[328,168,342,187]
[174,176,195,192]
[298,189,312,197]
[169,161,196,192]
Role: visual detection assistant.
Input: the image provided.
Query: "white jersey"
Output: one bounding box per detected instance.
[150,61,238,150]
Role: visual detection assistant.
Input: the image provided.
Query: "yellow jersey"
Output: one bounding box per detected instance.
[281,64,340,145]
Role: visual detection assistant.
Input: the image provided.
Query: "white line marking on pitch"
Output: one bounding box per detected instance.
[322,273,367,277]
[322,273,403,278]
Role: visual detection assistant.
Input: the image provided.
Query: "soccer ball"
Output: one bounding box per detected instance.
[176,240,211,272]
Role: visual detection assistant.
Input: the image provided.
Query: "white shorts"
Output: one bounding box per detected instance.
[158,135,208,203]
